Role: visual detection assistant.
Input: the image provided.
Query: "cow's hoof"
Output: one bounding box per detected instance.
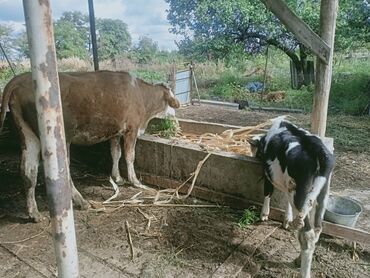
[134,183,154,191]
[291,217,304,230]
[282,219,291,230]
[293,255,301,267]
[261,215,269,221]
[113,177,125,186]
[76,199,90,210]
[30,212,44,223]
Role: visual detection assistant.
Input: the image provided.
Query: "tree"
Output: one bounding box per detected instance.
[166,0,370,88]
[58,11,90,50]
[54,20,89,59]
[134,36,159,63]
[0,24,15,61]
[97,18,131,61]
[14,31,29,59]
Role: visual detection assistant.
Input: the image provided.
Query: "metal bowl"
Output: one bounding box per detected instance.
[324,195,363,227]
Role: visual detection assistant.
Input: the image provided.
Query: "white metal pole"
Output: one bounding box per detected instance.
[22,1,79,277]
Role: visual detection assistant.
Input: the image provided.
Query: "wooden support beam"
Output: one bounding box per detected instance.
[311,0,338,136]
[260,0,330,64]
[141,173,370,246]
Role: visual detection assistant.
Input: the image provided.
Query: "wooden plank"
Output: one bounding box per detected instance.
[141,173,370,246]
[311,0,338,136]
[322,222,370,245]
[260,0,330,64]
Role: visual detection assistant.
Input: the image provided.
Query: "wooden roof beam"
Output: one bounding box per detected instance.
[260,0,330,64]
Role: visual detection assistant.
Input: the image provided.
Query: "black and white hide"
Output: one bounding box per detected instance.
[250,117,335,278]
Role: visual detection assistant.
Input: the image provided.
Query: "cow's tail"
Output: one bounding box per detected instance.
[284,121,335,180]
[304,135,335,181]
[0,79,17,133]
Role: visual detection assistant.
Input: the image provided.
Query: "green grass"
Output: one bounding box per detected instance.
[196,50,370,115]
[238,206,260,228]
[326,115,370,152]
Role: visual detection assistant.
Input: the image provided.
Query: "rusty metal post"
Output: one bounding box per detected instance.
[22,1,79,277]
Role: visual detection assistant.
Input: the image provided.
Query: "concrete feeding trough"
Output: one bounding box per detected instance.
[131,118,287,211]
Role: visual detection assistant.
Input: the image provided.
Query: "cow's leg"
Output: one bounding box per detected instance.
[123,128,148,189]
[66,143,89,210]
[110,136,124,185]
[283,200,293,229]
[21,135,42,222]
[297,217,317,278]
[314,176,330,241]
[261,178,274,221]
[292,176,327,230]
[12,108,42,222]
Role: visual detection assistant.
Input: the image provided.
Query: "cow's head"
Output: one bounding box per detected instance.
[161,83,180,109]
[248,134,266,159]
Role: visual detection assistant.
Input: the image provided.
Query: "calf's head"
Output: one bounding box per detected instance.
[248,134,266,159]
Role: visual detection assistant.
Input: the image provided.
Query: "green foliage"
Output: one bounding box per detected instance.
[238,206,260,228]
[210,70,246,101]
[0,24,15,60]
[133,36,159,64]
[54,20,89,59]
[147,117,180,138]
[97,18,131,60]
[131,70,166,83]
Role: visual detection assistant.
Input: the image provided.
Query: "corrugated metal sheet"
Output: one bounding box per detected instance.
[175,70,191,105]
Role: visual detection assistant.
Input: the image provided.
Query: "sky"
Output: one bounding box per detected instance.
[0,0,179,51]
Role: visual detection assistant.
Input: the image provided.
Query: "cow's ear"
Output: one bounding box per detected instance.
[164,87,180,108]
[248,135,262,147]
[168,96,180,108]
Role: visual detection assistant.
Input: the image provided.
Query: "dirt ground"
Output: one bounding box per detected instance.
[0,105,369,277]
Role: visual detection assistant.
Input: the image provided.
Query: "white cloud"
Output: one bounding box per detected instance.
[0,0,178,50]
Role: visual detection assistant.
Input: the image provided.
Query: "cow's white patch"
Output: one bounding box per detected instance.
[165,106,176,117]
[297,176,327,224]
[265,117,287,151]
[261,196,270,221]
[137,128,145,136]
[267,158,293,193]
[168,88,175,98]
[300,229,316,278]
[283,200,293,229]
[286,142,300,155]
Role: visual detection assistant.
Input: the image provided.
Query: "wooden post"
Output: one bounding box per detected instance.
[311,0,338,136]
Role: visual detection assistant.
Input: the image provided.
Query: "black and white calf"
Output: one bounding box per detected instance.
[251,117,335,278]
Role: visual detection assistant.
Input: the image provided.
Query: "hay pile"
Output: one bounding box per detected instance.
[176,122,270,156]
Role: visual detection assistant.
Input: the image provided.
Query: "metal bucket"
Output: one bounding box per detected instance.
[324,195,363,227]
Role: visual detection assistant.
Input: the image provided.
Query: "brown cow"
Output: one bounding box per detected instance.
[0,70,180,222]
